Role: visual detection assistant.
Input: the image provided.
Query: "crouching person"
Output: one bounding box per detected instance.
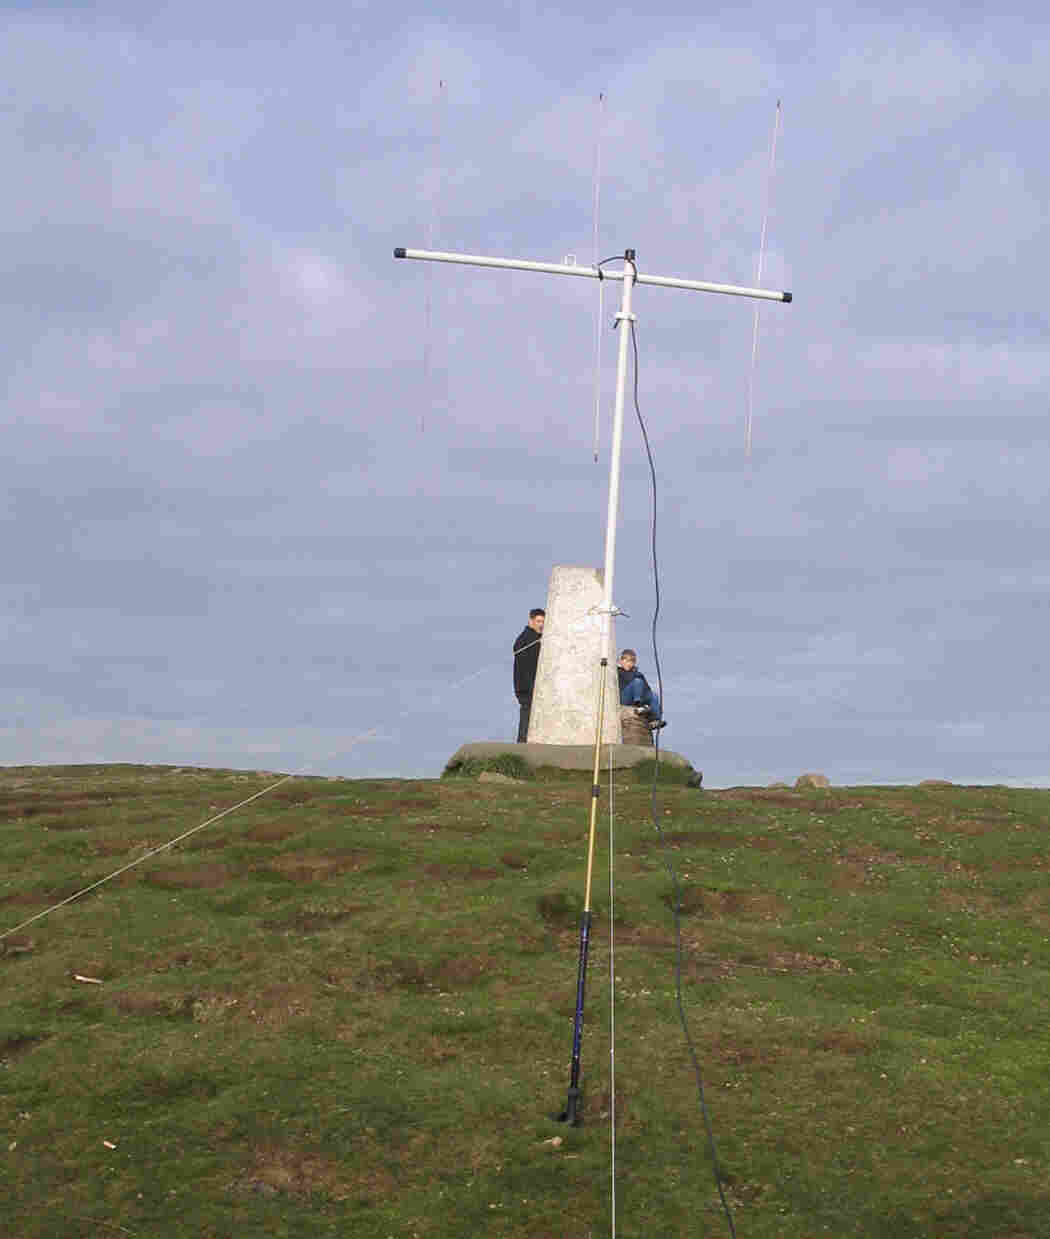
[617,649,665,745]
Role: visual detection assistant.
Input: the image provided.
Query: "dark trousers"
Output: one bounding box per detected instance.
[516,693,532,743]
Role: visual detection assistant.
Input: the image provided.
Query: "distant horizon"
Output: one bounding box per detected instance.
[3,753,1046,792]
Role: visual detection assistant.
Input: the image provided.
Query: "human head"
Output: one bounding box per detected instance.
[528,608,546,633]
[618,649,637,670]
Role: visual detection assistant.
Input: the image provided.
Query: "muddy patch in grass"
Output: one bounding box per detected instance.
[262,906,363,933]
[405,817,494,836]
[243,820,310,843]
[661,886,786,921]
[89,836,145,857]
[0,889,53,907]
[939,817,1002,837]
[709,789,857,814]
[1019,891,1050,929]
[814,1028,876,1055]
[540,828,582,845]
[766,949,846,974]
[264,852,369,882]
[147,947,219,972]
[830,848,911,889]
[235,1144,393,1202]
[367,952,496,992]
[0,935,34,960]
[178,831,232,851]
[940,890,1006,917]
[637,829,721,850]
[906,852,982,880]
[0,1032,49,1061]
[336,797,438,818]
[144,863,234,890]
[115,990,196,1020]
[431,953,496,989]
[711,1038,781,1068]
[682,955,739,984]
[637,829,798,855]
[419,1034,462,1064]
[536,891,579,929]
[235,984,321,1030]
[0,793,114,820]
[2,880,102,905]
[423,862,501,881]
[268,788,321,807]
[621,926,678,948]
[35,816,98,831]
[371,956,427,989]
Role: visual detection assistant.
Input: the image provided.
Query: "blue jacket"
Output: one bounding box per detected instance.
[618,666,657,709]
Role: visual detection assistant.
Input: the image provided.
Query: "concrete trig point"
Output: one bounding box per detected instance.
[393,245,792,755]
[528,564,620,745]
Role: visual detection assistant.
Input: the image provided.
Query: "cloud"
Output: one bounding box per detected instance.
[3,6,1050,787]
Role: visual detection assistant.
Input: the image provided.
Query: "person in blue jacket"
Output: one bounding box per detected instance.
[617,649,665,730]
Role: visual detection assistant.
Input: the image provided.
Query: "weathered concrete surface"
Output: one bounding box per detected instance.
[527,565,621,746]
[446,740,695,773]
[619,705,653,747]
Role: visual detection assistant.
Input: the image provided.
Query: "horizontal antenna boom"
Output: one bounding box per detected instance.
[393,247,791,303]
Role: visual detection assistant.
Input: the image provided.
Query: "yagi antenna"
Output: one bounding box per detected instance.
[392,241,792,1127]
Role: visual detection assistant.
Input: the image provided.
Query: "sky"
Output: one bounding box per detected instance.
[2,2,1049,787]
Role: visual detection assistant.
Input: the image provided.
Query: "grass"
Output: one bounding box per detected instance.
[2,764,1050,1237]
[443,753,535,780]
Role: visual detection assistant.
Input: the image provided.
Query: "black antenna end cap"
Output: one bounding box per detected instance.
[394,247,407,259]
[783,290,793,303]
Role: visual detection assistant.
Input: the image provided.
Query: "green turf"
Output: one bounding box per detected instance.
[2,765,1049,1236]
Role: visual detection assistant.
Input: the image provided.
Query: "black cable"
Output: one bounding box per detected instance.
[629,319,737,1239]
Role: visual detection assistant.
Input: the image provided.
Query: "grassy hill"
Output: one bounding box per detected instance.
[2,762,1049,1237]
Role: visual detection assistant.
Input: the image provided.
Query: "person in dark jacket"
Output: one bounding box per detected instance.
[513,608,545,742]
[617,648,664,729]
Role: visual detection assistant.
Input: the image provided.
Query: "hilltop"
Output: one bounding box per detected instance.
[2,763,1049,1237]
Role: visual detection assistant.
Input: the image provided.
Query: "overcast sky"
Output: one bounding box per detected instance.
[2,2,1048,787]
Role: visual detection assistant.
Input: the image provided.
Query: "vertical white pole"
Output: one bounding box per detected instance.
[599,251,637,631]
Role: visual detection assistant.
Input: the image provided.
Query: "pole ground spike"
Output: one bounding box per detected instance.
[558,1086,582,1126]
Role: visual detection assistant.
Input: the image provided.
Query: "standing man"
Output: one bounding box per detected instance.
[513,608,545,743]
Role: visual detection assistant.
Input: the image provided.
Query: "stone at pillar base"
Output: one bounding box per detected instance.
[445,740,695,774]
[619,705,654,747]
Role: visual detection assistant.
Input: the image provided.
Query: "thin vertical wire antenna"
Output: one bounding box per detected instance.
[608,742,617,1236]
[746,99,781,458]
[422,79,447,434]
[592,92,606,463]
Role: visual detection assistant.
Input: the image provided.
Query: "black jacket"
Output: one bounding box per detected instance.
[513,626,542,697]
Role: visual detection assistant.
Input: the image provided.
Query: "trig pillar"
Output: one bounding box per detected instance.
[526,565,622,746]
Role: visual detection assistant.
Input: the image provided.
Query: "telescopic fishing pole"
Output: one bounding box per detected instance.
[557,249,637,1124]
[559,655,610,1125]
